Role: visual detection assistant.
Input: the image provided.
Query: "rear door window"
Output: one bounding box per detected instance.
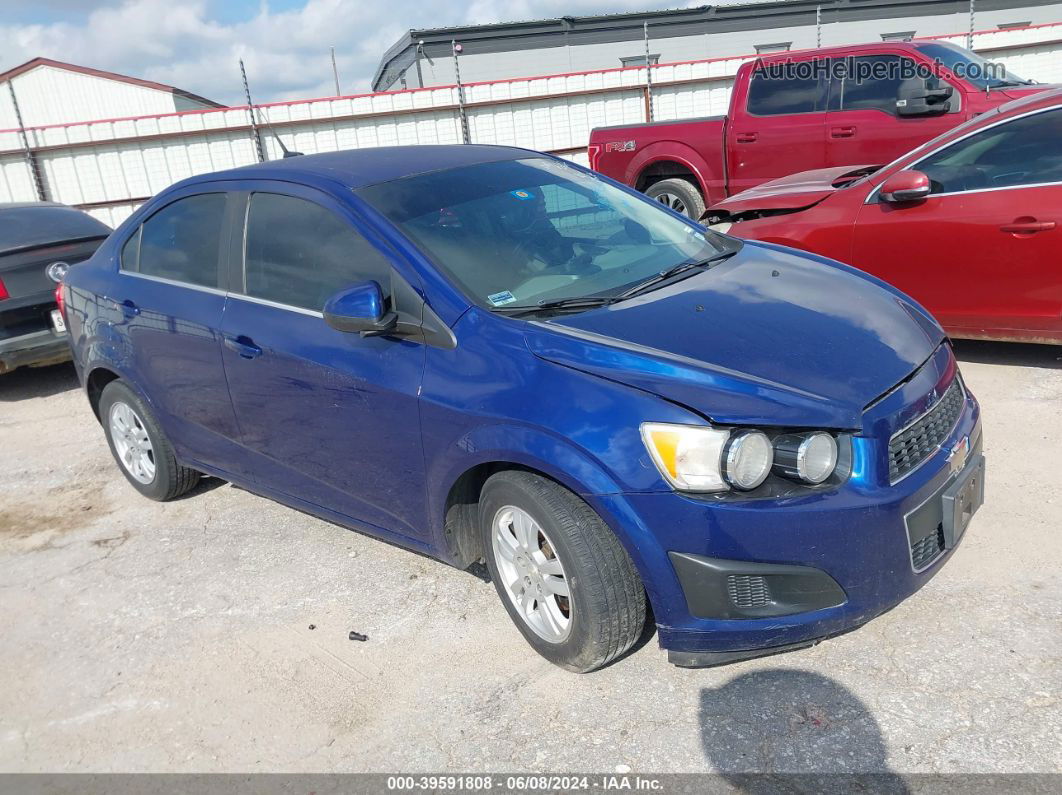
[137,193,226,288]
[242,193,393,312]
[746,67,827,115]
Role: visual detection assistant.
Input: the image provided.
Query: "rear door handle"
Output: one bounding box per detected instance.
[1000,220,1056,234]
[830,125,857,138]
[224,335,262,359]
[120,299,140,317]
[735,132,758,143]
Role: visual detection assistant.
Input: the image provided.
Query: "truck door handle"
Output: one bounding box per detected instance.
[224,335,262,359]
[1000,219,1055,234]
[735,132,758,143]
[830,125,857,138]
[120,299,140,317]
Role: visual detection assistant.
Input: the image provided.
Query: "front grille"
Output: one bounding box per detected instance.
[910,524,945,570]
[727,575,771,609]
[888,378,964,482]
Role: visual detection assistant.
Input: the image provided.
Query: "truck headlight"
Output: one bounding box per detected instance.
[641,424,772,492]
[773,432,839,484]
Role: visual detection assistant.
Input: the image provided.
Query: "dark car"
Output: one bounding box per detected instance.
[0,202,110,375]
[63,146,983,672]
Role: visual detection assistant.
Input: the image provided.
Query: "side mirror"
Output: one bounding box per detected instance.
[323,281,398,336]
[896,77,953,117]
[879,170,932,203]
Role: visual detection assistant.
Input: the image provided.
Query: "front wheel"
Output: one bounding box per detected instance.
[645,177,705,220]
[480,471,646,672]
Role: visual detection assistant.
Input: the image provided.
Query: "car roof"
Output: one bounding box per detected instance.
[194,144,541,190]
[0,202,111,256]
[755,40,927,63]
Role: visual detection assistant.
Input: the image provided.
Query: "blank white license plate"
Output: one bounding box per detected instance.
[50,309,66,333]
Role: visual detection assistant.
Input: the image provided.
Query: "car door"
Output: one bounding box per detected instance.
[851,105,1062,335]
[115,189,248,476]
[219,184,429,543]
[726,61,828,194]
[824,54,962,169]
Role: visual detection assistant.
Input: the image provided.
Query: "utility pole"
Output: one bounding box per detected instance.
[816,5,822,48]
[644,21,654,122]
[452,41,470,144]
[6,82,46,201]
[967,0,976,50]
[330,46,342,96]
[239,59,266,163]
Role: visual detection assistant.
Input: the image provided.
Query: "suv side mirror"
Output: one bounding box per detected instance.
[323,281,398,336]
[879,170,932,203]
[896,77,953,117]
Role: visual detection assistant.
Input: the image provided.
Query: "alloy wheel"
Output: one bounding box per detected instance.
[109,400,156,484]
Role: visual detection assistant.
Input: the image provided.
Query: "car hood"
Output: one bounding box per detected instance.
[524,242,943,429]
[707,166,879,217]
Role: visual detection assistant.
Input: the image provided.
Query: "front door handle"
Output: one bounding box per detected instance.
[735,132,758,143]
[224,335,262,359]
[1000,219,1056,235]
[120,299,140,318]
[830,125,857,138]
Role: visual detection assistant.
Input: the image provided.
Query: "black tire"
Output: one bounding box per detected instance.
[480,470,646,672]
[99,380,200,501]
[645,177,705,220]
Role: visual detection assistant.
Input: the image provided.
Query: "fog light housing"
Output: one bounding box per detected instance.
[774,432,838,484]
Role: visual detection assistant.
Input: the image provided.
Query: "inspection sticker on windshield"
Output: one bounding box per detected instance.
[488,290,517,306]
[510,189,534,200]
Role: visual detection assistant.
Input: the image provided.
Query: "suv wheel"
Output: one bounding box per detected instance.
[645,177,705,220]
[480,470,646,672]
[99,380,200,501]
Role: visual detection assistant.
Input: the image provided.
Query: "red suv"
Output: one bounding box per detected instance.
[707,89,1062,344]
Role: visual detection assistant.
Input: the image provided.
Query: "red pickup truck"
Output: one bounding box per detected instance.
[589,40,1046,218]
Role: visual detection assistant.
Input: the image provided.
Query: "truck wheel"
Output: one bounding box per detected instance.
[480,470,646,673]
[646,178,705,220]
[99,380,200,501]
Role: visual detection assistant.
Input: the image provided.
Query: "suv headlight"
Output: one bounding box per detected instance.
[641,423,841,493]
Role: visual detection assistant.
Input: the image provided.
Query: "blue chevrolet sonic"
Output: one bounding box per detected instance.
[62,146,984,671]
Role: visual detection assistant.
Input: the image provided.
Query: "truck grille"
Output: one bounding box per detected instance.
[727,575,771,609]
[888,378,964,483]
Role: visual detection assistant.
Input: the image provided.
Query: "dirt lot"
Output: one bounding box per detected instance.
[0,341,1060,774]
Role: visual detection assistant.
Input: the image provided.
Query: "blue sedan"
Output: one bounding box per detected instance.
[61,146,984,671]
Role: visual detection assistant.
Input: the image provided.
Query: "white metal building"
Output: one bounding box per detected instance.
[373,0,1062,91]
[0,58,222,129]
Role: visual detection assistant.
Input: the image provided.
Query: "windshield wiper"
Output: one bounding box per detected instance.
[491,295,619,317]
[616,250,737,301]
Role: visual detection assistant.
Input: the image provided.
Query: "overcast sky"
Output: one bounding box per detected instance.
[0,0,699,105]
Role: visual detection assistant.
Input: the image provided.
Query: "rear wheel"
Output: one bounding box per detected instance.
[99,380,200,501]
[480,470,646,672]
[645,177,705,220]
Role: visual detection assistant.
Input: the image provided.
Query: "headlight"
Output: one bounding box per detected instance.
[641,423,730,492]
[640,424,773,492]
[722,430,773,490]
[773,432,839,484]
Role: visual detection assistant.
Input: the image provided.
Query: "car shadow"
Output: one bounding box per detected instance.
[0,362,80,401]
[699,668,909,791]
[951,339,1061,369]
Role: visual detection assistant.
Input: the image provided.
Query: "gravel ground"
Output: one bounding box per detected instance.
[0,341,1059,775]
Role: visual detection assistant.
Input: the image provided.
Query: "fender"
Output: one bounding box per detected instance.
[425,422,667,602]
[624,142,722,205]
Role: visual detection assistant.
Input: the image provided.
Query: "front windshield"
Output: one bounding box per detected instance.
[914,42,1032,89]
[357,157,732,310]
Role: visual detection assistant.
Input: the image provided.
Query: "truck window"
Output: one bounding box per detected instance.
[746,68,826,116]
[830,55,913,115]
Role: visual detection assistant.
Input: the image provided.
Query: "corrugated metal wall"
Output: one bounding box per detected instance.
[1,23,1059,229]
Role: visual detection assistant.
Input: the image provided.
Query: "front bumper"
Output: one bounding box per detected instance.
[0,328,71,374]
[588,346,982,663]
